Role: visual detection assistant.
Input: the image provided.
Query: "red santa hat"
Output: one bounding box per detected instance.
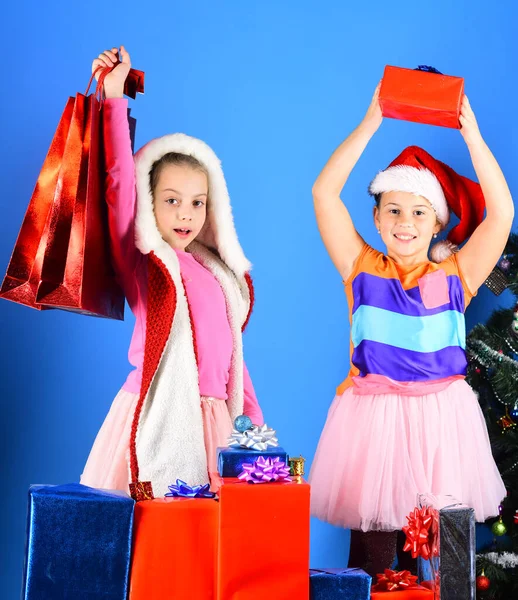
[369,146,486,262]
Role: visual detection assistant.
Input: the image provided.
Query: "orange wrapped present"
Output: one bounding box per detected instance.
[213,474,310,600]
[379,65,464,129]
[129,495,219,600]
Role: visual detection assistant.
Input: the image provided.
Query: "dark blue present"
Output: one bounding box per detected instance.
[417,499,476,600]
[22,483,135,600]
[310,567,372,600]
[216,446,289,477]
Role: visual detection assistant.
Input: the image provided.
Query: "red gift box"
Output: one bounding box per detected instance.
[371,586,434,599]
[129,497,219,600]
[213,474,310,600]
[379,65,464,129]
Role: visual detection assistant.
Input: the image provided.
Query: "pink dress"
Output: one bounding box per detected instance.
[80,99,263,491]
[309,244,505,531]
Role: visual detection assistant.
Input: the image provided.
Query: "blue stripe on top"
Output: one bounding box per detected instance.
[351,305,466,353]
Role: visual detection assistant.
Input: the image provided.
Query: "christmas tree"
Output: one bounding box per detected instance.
[466,233,518,599]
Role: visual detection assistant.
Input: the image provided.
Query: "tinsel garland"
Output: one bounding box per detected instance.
[482,552,518,569]
[467,339,518,373]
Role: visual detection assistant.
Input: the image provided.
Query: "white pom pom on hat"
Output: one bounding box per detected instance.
[429,240,459,263]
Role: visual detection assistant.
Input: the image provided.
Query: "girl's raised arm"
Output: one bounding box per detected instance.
[456,96,514,293]
[313,84,382,280]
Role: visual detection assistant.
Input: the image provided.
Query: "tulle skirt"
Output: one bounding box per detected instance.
[309,379,506,531]
[80,389,232,492]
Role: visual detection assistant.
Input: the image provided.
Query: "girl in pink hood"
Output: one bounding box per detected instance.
[81,46,263,498]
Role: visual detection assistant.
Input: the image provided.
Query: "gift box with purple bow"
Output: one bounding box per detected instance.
[216,420,289,477]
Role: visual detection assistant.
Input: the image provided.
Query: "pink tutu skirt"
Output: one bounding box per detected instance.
[80,389,232,492]
[309,379,506,532]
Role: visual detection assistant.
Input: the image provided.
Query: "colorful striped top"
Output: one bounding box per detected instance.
[337,244,475,395]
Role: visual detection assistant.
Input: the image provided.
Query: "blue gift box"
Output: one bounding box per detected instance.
[216,446,289,477]
[309,567,372,600]
[22,483,135,600]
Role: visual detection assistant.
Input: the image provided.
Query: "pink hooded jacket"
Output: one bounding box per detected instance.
[104,98,263,494]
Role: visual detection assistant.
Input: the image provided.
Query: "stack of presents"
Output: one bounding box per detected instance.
[21,415,476,599]
[22,418,309,599]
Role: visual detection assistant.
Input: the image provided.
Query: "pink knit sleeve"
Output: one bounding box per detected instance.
[243,361,264,425]
[103,98,140,292]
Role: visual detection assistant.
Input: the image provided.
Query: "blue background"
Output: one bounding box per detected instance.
[1,1,516,595]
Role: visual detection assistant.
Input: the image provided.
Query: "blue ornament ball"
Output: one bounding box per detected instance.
[234,415,253,433]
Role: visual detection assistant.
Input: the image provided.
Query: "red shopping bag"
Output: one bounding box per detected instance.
[0,98,75,310]
[1,67,144,318]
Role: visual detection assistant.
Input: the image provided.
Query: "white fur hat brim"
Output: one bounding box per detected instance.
[369,165,450,226]
[134,133,251,276]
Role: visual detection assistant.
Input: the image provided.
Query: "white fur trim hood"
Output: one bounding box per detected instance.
[134,133,251,276]
[369,165,450,227]
[130,133,253,494]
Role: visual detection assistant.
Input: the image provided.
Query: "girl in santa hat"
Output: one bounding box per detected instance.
[80,47,263,499]
[309,83,512,575]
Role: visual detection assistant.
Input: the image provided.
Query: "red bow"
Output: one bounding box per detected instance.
[372,569,419,592]
[402,506,439,560]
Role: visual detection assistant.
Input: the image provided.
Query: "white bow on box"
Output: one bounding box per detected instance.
[227,424,279,451]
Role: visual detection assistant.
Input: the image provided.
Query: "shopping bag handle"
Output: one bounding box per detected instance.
[83,66,110,108]
[86,64,145,106]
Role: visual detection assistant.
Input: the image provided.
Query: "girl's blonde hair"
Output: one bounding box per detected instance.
[149,152,209,196]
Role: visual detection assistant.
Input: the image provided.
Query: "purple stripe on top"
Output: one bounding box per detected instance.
[352,339,468,382]
[352,272,465,317]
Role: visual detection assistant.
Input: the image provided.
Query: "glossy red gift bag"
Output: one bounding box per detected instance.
[0,67,143,319]
[379,65,464,129]
[35,71,126,319]
[0,98,75,311]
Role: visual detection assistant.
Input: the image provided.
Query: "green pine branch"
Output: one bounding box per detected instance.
[469,234,518,600]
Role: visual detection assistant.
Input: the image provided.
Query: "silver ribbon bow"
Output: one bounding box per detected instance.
[227,423,279,451]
